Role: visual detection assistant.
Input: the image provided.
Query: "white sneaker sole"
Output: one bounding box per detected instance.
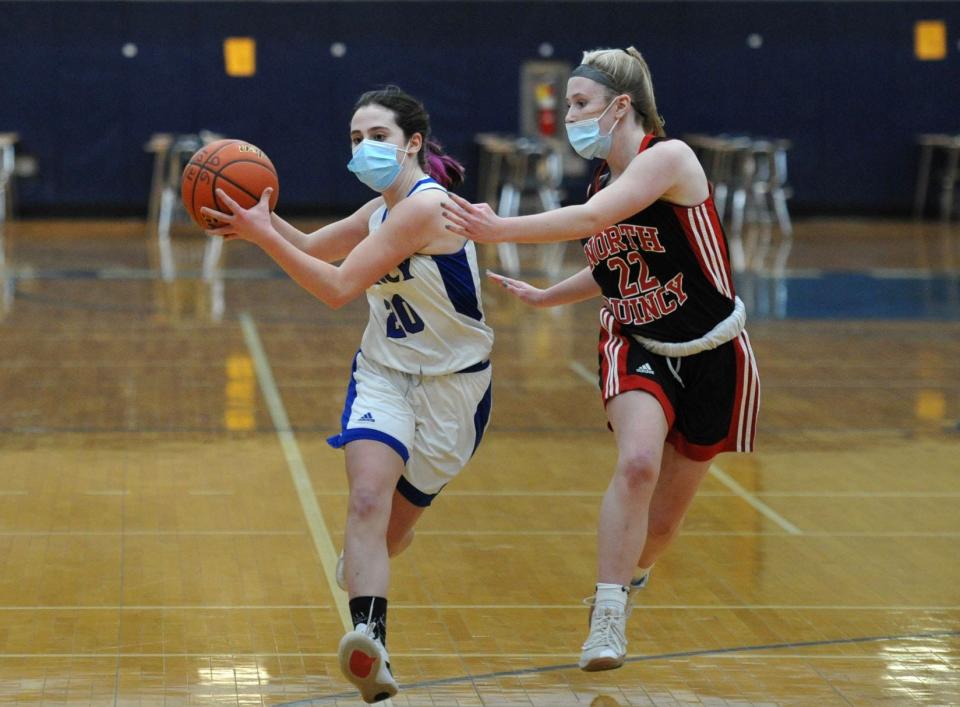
[338,630,398,703]
[579,653,625,672]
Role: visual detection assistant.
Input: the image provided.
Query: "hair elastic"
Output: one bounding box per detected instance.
[570,64,619,92]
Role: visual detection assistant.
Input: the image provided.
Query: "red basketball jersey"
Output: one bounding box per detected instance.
[583,135,736,343]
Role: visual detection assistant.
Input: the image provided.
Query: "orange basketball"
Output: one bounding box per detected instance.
[180,138,280,229]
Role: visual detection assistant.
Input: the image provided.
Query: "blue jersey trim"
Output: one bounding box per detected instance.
[380,177,443,222]
[325,350,410,463]
[396,475,440,507]
[471,380,493,456]
[432,247,484,321]
[328,428,410,464]
[334,350,361,434]
[457,359,490,374]
[408,176,439,195]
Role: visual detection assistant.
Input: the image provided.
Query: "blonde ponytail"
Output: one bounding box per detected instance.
[581,46,666,137]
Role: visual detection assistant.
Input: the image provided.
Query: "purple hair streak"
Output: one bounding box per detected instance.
[425,139,465,189]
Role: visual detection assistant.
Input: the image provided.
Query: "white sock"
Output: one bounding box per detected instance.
[634,565,652,581]
[595,582,628,610]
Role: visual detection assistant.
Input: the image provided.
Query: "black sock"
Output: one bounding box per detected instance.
[349,596,388,647]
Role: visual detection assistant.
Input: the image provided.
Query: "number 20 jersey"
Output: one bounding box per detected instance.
[359,178,494,376]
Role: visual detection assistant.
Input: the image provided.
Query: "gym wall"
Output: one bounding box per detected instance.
[0,1,957,215]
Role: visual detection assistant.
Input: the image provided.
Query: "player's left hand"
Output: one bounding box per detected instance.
[442,193,507,243]
[486,270,548,307]
[202,188,274,243]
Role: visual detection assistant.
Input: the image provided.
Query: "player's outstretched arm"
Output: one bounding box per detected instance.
[488,266,599,308]
[203,187,433,309]
[442,143,685,244]
[269,196,381,263]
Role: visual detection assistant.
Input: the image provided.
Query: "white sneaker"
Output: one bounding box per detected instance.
[629,569,651,593]
[584,588,637,626]
[335,551,346,591]
[338,623,398,703]
[579,603,627,671]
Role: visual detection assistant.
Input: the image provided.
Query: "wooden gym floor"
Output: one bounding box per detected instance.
[0,217,958,705]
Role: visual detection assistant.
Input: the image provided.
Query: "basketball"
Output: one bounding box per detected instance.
[180,138,280,229]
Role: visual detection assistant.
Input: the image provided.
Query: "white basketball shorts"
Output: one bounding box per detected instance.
[327,350,493,506]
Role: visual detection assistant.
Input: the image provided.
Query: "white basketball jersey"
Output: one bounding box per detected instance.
[359,178,494,376]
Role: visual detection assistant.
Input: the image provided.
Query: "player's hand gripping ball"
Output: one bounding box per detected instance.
[181,139,279,228]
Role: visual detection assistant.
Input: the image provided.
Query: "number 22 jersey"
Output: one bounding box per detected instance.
[584,135,737,343]
[359,177,494,376]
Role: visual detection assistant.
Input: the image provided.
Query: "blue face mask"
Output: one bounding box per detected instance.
[347,139,410,191]
[565,99,621,160]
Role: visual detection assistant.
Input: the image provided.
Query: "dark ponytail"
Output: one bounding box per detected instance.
[424,139,465,189]
[354,86,465,189]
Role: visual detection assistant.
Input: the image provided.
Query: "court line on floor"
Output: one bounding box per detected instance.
[239,311,351,631]
[567,359,598,388]
[388,604,960,611]
[0,603,956,611]
[709,466,803,535]
[276,628,960,705]
[411,530,959,537]
[0,648,956,661]
[0,530,305,536]
[2,529,958,538]
[569,359,803,535]
[8,488,958,499]
[317,489,960,498]
[713,491,960,498]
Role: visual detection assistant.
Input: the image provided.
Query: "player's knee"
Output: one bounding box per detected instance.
[348,486,391,521]
[616,451,659,491]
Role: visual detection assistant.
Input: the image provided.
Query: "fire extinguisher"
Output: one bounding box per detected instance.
[535,82,557,137]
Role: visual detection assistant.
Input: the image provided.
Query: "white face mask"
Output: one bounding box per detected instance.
[347,139,410,191]
[565,98,621,160]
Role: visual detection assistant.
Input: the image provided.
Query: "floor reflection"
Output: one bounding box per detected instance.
[739,269,960,320]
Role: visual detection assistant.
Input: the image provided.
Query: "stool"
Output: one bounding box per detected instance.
[913,133,960,221]
[144,131,223,277]
[474,133,567,277]
[0,133,17,317]
[719,136,756,272]
[686,133,744,224]
[475,133,522,276]
[0,132,19,224]
[144,131,225,320]
[687,135,727,217]
[746,139,794,272]
[690,134,793,273]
